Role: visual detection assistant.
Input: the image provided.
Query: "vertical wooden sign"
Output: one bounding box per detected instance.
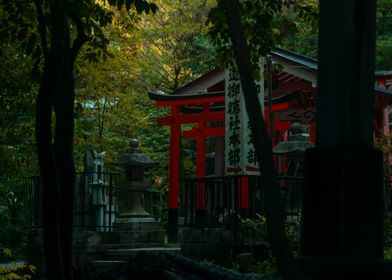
[225,64,264,175]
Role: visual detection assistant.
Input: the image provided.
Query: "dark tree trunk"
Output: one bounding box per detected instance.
[222,0,299,279]
[35,3,75,279]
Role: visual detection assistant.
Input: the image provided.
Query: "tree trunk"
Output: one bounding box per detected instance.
[35,3,75,279]
[222,1,299,279]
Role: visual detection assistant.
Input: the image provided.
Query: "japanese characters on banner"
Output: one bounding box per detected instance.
[225,65,265,175]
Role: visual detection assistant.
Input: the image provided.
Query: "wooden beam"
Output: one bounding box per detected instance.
[157,103,289,127]
[157,111,225,126]
[183,127,225,138]
[155,96,225,107]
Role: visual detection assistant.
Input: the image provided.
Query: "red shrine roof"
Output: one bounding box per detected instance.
[148,90,301,106]
[148,48,392,105]
[170,68,225,96]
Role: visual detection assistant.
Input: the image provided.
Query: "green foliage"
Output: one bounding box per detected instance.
[236,216,300,275]
[385,247,392,260]
[208,0,279,76]
[376,37,392,70]
[73,0,218,201]
[240,216,268,237]
[237,214,392,271]
[0,2,39,62]
[0,43,38,180]
[377,0,392,38]
[134,0,217,92]
[254,258,278,277]
[74,32,172,187]
[0,249,36,280]
[385,215,392,259]
[375,133,392,187]
[207,0,318,76]
[206,0,392,67]
[0,0,159,174]
[277,1,318,58]
[0,179,28,260]
[0,18,38,270]
[0,2,157,275]
[376,0,392,69]
[239,216,300,253]
[108,0,158,13]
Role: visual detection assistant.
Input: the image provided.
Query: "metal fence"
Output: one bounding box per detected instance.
[24,172,118,231]
[23,172,164,231]
[23,176,43,229]
[183,175,304,227]
[22,172,392,230]
[74,172,118,231]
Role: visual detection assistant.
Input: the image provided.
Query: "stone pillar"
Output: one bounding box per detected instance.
[300,1,383,279]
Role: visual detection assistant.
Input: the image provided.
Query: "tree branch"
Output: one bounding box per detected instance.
[222,0,301,279]
[69,12,89,66]
[34,0,49,58]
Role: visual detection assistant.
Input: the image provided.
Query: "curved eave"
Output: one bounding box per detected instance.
[148,91,225,101]
[375,70,392,77]
[375,86,392,97]
[148,91,225,107]
[272,48,318,71]
[269,90,301,105]
[149,90,299,104]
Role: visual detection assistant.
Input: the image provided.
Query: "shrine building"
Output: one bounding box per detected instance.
[148,48,392,241]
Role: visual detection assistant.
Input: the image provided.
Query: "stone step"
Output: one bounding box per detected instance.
[89,260,127,265]
[86,260,128,278]
[98,242,181,250]
[105,246,182,257]
[98,229,165,244]
[97,242,165,251]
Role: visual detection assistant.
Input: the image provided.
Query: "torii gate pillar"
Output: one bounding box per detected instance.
[168,105,180,243]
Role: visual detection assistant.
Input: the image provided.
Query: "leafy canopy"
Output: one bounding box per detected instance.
[207,0,317,76]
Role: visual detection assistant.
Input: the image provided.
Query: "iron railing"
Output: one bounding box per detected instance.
[183,175,304,227]
[74,172,118,231]
[24,172,118,231]
[23,172,164,231]
[23,172,392,230]
[23,176,43,229]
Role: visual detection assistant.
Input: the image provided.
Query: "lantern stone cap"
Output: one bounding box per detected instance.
[111,139,157,168]
[273,140,314,155]
[273,122,314,155]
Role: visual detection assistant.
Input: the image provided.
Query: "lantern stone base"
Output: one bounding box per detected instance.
[112,212,164,245]
[98,229,165,245]
[113,216,161,231]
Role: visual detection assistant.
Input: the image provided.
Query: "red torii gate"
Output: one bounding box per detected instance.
[148,90,303,208]
[148,91,226,240]
[149,92,225,211]
[148,87,302,241]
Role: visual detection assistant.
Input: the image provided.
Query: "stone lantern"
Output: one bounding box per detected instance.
[273,122,313,218]
[273,122,314,156]
[111,139,158,231]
